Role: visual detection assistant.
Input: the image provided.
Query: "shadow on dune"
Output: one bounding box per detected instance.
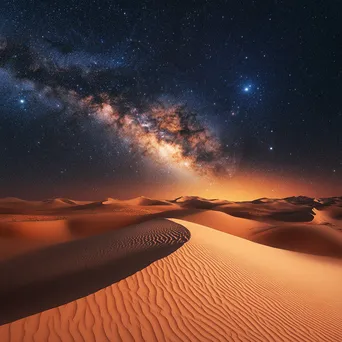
[0,208,24,215]
[267,210,315,222]
[0,219,190,325]
[215,207,315,223]
[67,208,204,237]
[251,224,342,258]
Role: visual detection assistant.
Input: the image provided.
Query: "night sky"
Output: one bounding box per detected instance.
[0,0,341,200]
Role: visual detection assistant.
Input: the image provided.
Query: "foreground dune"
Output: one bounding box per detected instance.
[0,219,190,325]
[1,219,341,341]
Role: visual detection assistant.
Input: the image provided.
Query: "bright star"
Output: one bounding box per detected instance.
[243,84,252,92]
[19,99,25,104]
[269,146,273,151]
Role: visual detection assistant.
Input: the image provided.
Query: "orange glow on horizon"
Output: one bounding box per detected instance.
[108,171,342,202]
[7,168,340,202]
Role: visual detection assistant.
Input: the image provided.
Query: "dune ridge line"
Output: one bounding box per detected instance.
[0,218,190,325]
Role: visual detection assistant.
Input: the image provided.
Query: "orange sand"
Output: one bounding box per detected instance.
[0,195,341,341]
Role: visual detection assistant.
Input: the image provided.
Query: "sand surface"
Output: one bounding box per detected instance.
[0,195,341,341]
[0,218,341,341]
[0,219,190,325]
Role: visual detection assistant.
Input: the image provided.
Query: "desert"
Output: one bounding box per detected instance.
[0,195,341,341]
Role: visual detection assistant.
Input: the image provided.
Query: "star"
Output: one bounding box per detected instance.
[243,84,252,92]
[269,146,273,151]
[19,99,25,104]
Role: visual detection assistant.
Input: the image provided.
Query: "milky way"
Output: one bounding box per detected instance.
[0,37,236,177]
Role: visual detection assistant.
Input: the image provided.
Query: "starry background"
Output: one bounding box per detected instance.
[0,0,341,200]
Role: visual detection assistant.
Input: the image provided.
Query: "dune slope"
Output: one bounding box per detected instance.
[0,219,190,325]
[1,219,341,341]
[252,223,342,258]
[177,209,271,239]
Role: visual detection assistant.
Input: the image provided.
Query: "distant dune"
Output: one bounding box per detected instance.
[313,207,342,228]
[0,197,90,214]
[0,195,341,341]
[0,197,29,204]
[104,196,173,206]
[217,200,315,222]
[176,209,271,239]
[41,198,83,207]
[174,196,229,208]
[252,223,342,257]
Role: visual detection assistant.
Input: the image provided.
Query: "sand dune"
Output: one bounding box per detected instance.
[216,200,315,222]
[0,238,51,261]
[0,198,31,205]
[174,196,229,209]
[283,195,320,206]
[102,196,172,206]
[0,207,191,260]
[0,220,69,240]
[0,220,70,260]
[0,198,40,214]
[0,219,190,325]
[40,198,88,207]
[1,219,341,341]
[65,208,267,241]
[176,209,271,239]
[251,223,342,258]
[315,196,342,206]
[312,207,342,228]
[1,194,342,262]
[109,196,173,206]
[0,198,90,214]
[0,195,342,340]
[0,194,340,217]
[178,210,342,258]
